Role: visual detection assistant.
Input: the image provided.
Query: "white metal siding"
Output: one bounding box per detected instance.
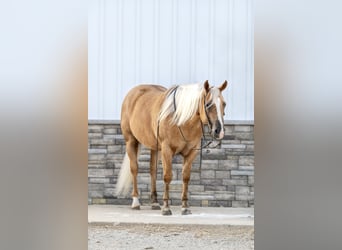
[89,0,254,120]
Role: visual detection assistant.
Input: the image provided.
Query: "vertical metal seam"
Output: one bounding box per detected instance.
[154,0,159,83]
[245,0,253,120]
[119,0,123,99]
[99,0,105,118]
[102,0,106,117]
[246,0,250,120]
[193,0,197,82]
[251,0,255,120]
[229,0,234,118]
[210,0,215,83]
[136,0,141,83]
[115,0,118,115]
[152,0,155,83]
[175,0,178,84]
[115,0,120,118]
[208,0,211,81]
[170,0,174,84]
[247,0,254,120]
[96,0,101,117]
[171,0,178,84]
[134,0,137,85]
[189,0,193,83]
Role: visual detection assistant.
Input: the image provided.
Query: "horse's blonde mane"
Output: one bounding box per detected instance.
[159,83,204,126]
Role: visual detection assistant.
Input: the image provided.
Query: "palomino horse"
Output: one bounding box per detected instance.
[116,80,228,215]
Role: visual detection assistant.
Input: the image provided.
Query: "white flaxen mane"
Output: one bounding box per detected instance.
[158,83,206,126]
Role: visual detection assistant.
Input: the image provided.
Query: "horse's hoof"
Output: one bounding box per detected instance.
[181,208,192,215]
[151,203,161,210]
[131,197,140,210]
[162,208,172,216]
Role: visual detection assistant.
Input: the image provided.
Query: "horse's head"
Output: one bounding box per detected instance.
[201,80,228,140]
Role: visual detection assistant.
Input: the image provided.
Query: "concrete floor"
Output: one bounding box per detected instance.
[88,205,254,226]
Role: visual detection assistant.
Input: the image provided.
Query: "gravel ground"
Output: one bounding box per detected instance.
[88,223,254,250]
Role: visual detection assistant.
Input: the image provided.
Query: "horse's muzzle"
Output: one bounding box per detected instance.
[212,121,224,140]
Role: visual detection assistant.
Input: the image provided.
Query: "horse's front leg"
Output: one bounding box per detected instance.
[181,149,198,215]
[150,149,161,210]
[161,145,173,215]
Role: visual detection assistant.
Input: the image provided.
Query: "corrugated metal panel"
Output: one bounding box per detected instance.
[89,0,254,120]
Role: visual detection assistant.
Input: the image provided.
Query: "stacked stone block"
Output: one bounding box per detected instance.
[88,120,254,207]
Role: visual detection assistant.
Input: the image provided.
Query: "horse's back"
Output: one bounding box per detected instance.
[121,84,166,116]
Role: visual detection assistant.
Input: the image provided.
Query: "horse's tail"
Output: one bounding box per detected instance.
[115,145,140,196]
[115,152,132,196]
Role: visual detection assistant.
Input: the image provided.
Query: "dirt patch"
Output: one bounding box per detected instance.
[88,223,254,250]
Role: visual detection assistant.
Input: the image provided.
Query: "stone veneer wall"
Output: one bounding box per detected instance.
[88,120,254,207]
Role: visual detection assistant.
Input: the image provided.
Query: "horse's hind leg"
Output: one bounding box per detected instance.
[126,137,140,209]
[150,149,161,210]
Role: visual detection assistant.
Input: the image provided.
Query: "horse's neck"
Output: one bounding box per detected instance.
[180,114,203,140]
[181,96,206,137]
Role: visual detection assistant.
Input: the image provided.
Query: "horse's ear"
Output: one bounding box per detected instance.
[204,80,210,93]
[219,80,228,91]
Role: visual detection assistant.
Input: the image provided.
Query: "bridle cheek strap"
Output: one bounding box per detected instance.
[203,97,213,133]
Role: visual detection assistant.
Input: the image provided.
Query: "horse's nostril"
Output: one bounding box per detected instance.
[215,129,219,134]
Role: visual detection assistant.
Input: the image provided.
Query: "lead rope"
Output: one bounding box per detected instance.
[199,122,205,173]
[155,120,160,175]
